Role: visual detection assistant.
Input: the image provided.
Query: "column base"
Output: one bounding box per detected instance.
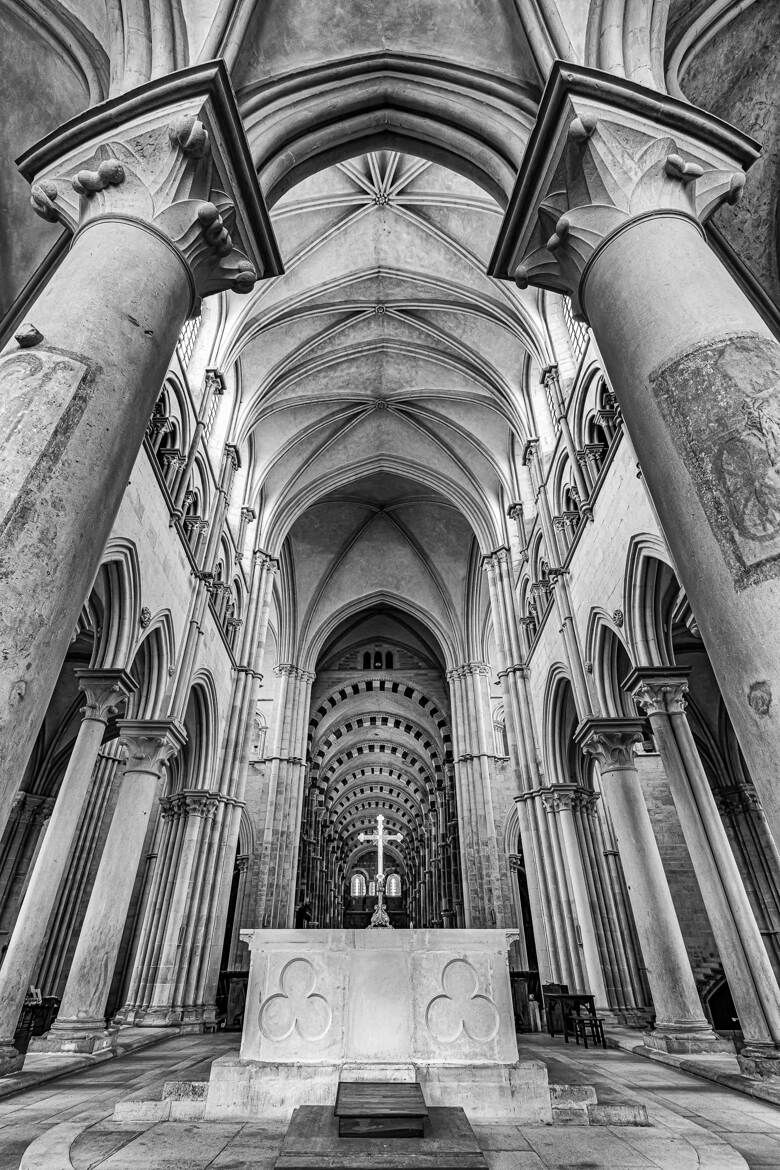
[643,1026,732,1055]
[738,1045,780,1079]
[30,1018,118,1055]
[132,1007,181,1028]
[0,1043,24,1077]
[132,1003,210,1032]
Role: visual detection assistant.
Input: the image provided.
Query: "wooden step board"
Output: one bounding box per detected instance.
[335,1081,428,1138]
[275,1105,488,1169]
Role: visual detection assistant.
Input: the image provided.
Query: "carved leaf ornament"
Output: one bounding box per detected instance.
[515,118,745,318]
[259,957,331,1042]
[29,112,257,302]
[426,958,500,1044]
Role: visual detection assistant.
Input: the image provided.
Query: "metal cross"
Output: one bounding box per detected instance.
[358,813,403,879]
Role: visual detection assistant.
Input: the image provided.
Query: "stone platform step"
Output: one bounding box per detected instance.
[549,1083,648,1126]
[275,1105,487,1169]
[113,1079,208,1121]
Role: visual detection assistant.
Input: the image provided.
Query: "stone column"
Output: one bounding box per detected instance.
[256,664,314,928]
[576,717,724,1052]
[0,62,281,833]
[447,663,506,927]
[482,550,554,975]
[540,364,591,515]
[542,786,610,1009]
[134,789,221,1025]
[228,854,250,967]
[0,669,135,1074]
[490,62,780,856]
[39,718,185,1053]
[626,667,780,1074]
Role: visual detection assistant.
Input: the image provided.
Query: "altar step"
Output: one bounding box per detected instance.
[275,1105,488,1169]
[335,1080,427,1137]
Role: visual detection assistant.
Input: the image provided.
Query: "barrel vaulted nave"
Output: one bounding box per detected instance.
[2,0,780,1122]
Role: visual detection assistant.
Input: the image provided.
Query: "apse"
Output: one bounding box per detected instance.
[294,602,462,930]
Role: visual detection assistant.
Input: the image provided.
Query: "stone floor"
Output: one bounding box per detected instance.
[0,1030,778,1168]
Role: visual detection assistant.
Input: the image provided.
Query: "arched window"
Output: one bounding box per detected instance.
[350,873,366,897]
[362,651,371,669]
[386,873,401,898]
[373,650,383,669]
[385,651,393,669]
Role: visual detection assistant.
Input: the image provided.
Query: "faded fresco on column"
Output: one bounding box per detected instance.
[649,332,780,590]
[0,349,91,535]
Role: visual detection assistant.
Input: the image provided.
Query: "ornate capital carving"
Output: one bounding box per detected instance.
[539,783,595,814]
[160,788,220,820]
[489,64,759,318]
[18,63,282,306]
[521,437,540,467]
[116,718,186,776]
[14,793,56,827]
[481,546,510,574]
[575,717,644,773]
[274,662,315,684]
[204,367,226,396]
[714,784,761,817]
[623,666,691,717]
[75,668,138,723]
[253,548,279,572]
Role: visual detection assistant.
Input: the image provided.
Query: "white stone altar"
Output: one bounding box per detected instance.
[204,929,551,1123]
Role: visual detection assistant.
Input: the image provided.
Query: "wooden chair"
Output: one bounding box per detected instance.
[564,1003,606,1049]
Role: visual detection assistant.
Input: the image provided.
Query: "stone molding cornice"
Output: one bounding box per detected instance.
[488,62,760,317]
[497,664,528,680]
[575,717,644,773]
[17,62,282,307]
[116,718,187,776]
[74,668,138,723]
[623,665,691,717]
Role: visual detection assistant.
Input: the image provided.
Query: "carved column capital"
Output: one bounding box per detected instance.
[253,549,279,572]
[623,665,691,716]
[521,437,540,467]
[116,718,186,777]
[75,667,138,723]
[15,792,56,826]
[489,63,759,319]
[575,717,644,773]
[160,788,221,820]
[18,62,282,307]
[481,546,510,574]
